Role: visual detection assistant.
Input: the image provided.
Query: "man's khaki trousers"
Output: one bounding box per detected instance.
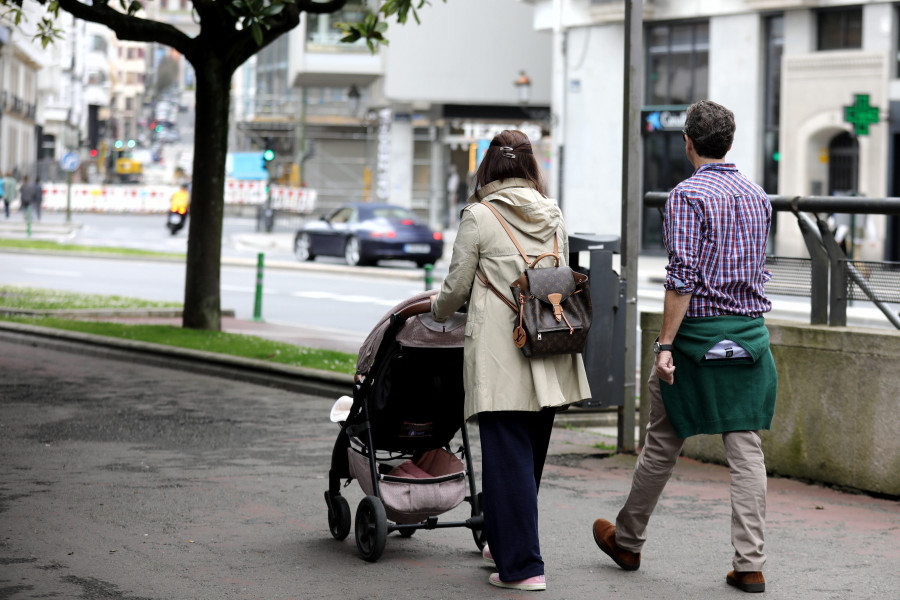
[614,368,768,572]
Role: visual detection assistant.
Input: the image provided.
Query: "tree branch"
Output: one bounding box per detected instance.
[55,0,196,57]
[296,0,348,14]
[224,2,302,74]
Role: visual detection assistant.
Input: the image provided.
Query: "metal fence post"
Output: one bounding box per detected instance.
[253,252,265,322]
[423,264,434,290]
[815,218,848,326]
[792,206,829,325]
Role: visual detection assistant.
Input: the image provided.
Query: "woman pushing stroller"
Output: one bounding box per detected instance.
[430,129,591,591]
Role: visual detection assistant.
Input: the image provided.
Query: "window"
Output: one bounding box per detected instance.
[90,35,108,53]
[87,71,107,85]
[817,7,862,51]
[306,2,369,50]
[646,21,709,105]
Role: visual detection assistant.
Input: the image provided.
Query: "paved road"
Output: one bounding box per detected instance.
[2,340,898,599]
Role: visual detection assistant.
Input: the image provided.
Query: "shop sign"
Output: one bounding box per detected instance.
[460,122,543,143]
[642,109,687,133]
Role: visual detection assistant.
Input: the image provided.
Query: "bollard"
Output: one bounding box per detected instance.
[423,263,434,290]
[253,252,264,322]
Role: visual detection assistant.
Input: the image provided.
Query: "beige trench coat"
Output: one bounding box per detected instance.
[431,178,591,420]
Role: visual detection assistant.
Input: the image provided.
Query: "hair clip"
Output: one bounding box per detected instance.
[500,146,515,159]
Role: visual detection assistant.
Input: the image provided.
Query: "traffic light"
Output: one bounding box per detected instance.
[90,148,98,158]
[262,138,275,170]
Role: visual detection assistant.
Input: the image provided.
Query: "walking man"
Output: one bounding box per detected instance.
[592,100,778,593]
[19,175,33,219]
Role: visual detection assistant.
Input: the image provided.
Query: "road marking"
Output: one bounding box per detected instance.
[221,284,281,294]
[24,268,83,277]
[290,290,399,306]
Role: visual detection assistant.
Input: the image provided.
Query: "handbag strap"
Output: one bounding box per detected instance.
[479,201,559,268]
[475,200,562,315]
[476,269,519,314]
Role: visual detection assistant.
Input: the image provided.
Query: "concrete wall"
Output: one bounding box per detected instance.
[640,312,900,496]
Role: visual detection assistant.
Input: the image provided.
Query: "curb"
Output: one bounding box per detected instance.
[0,320,353,398]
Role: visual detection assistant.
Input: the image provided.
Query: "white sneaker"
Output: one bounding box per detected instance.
[489,573,546,591]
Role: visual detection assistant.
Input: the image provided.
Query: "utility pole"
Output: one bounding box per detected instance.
[619,0,643,454]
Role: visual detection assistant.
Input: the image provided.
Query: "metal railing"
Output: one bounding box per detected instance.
[644,192,900,329]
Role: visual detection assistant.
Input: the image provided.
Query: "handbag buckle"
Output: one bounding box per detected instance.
[548,293,563,322]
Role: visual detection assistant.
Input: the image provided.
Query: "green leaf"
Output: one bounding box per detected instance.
[251,21,263,45]
[262,3,284,16]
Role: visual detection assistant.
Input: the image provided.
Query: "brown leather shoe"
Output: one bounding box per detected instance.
[726,570,766,593]
[592,518,640,571]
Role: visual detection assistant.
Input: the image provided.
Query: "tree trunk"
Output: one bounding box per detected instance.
[182,55,232,331]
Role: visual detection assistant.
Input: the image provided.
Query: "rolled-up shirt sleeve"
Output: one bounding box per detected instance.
[663,190,700,295]
[431,208,479,322]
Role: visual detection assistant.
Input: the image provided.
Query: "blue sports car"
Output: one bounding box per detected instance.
[293,202,444,267]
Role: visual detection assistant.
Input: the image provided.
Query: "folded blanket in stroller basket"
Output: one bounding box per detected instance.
[348,446,466,524]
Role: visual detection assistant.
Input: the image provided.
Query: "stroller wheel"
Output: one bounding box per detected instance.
[355,496,387,562]
[471,491,487,550]
[326,493,351,541]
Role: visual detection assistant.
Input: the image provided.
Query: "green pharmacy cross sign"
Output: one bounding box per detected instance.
[844,94,879,136]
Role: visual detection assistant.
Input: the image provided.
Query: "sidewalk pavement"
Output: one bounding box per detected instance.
[3,219,900,598]
[1,336,898,599]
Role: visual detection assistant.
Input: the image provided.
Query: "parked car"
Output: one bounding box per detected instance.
[294,203,444,267]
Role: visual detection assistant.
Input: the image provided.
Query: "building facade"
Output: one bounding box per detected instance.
[0,9,45,179]
[238,0,553,228]
[36,13,85,178]
[531,0,900,261]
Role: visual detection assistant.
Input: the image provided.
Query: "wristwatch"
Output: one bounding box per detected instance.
[653,340,674,355]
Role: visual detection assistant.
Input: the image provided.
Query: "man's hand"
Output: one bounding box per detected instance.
[656,350,675,385]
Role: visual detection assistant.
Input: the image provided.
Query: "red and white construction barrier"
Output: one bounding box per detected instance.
[269,185,316,213]
[40,180,316,214]
[41,183,176,213]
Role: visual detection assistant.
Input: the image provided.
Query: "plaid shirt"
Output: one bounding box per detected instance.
[664,162,772,318]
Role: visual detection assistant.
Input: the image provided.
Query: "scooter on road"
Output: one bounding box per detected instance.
[166,209,187,235]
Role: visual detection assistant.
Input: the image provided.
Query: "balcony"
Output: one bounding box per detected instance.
[242,93,367,124]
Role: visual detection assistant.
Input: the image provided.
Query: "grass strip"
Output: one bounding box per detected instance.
[1,315,357,375]
[0,238,183,259]
[1,285,180,310]
[1,286,356,374]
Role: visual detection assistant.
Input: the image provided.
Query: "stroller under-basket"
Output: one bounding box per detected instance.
[324,291,485,562]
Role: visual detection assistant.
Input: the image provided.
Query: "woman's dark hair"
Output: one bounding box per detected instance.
[474,130,546,198]
[683,100,735,159]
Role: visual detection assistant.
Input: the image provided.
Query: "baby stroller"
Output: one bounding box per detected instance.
[324,291,485,562]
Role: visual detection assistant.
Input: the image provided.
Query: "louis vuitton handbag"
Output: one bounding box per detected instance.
[476,202,592,358]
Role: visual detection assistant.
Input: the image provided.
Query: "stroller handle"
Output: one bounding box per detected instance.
[397,298,433,321]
